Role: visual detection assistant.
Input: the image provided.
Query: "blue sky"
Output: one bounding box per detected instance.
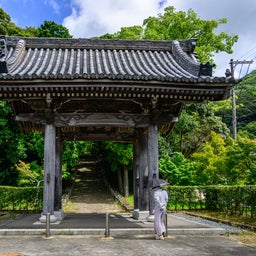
[0,0,256,76]
[0,0,71,28]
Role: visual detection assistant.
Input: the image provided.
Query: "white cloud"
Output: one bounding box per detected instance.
[62,0,256,76]
[168,0,256,76]
[45,0,61,14]
[63,0,171,38]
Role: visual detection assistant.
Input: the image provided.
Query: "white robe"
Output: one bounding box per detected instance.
[154,188,168,236]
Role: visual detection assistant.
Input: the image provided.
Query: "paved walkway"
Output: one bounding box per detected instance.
[1,234,256,256]
[0,212,226,236]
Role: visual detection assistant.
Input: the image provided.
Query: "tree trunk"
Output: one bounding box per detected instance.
[117,168,123,195]
[123,165,129,197]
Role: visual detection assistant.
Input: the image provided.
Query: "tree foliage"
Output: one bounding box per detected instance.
[101,6,238,64]
[160,131,256,186]
[0,8,37,37]
[192,132,256,185]
[38,21,72,38]
[216,70,256,132]
[0,101,25,185]
[169,103,230,157]
[159,152,196,185]
[16,160,43,187]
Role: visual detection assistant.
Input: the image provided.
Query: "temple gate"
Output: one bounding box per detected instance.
[0,36,235,221]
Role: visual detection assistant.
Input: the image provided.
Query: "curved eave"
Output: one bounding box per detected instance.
[0,77,233,102]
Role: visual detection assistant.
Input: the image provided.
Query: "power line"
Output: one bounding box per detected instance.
[229,59,253,140]
[238,45,256,60]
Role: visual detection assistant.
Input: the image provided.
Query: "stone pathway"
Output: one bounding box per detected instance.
[65,161,122,214]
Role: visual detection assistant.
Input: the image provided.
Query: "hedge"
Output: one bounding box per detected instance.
[0,186,43,212]
[166,185,256,218]
[1,185,255,218]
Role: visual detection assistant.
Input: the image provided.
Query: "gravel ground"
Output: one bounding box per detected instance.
[173,213,245,234]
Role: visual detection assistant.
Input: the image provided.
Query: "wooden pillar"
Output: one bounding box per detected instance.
[139,128,149,211]
[133,131,139,210]
[133,128,149,220]
[40,121,57,223]
[147,123,159,216]
[54,128,64,220]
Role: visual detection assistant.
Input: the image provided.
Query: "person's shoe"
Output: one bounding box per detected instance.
[155,235,164,240]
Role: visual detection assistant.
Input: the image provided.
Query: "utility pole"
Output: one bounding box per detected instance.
[229,59,253,140]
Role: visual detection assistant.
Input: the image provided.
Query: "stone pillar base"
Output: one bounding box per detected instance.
[54,210,65,221]
[39,213,58,223]
[132,209,149,221]
[147,214,155,222]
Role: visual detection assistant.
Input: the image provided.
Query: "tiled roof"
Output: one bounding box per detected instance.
[0,36,224,82]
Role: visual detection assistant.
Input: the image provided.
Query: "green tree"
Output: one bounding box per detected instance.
[159,152,196,185]
[101,26,143,39]
[16,160,43,187]
[224,135,256,185]
[192,131,227,185]
[169,103,229,157]
[216,70,256,132]
[143,6,238,64]
[62,141,94,169]
[191,131,256,185]
[38,21,72,38]
[0,8,37,37]
[0,101,25,185]
[104,142,133,196]
[241,122,256,139]
[101,6,238,64]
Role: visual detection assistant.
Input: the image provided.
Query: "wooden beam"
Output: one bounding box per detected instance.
[15,112,177,127]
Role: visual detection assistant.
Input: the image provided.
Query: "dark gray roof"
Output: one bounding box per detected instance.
[0,36,224,82]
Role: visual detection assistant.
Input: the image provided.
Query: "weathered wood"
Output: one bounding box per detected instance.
[138,128,149,211]
[54,129,62,212]
[42,122,56,216]
[147,122,159,215]
[15,113,151,127]
[133,132,139,210]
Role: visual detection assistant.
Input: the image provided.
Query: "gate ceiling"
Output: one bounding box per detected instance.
[0,36,234,141]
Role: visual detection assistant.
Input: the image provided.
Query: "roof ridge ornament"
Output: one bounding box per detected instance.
[7,39,26,73]
[0,38,8,73]
[172,40,200,77]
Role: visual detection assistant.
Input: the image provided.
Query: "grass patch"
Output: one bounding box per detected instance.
[187,210,256,245]
[125,195,134,207]
[62,201,78,213]
[230,232,256,246]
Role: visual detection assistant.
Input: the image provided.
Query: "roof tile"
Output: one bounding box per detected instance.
[0,36,232,83]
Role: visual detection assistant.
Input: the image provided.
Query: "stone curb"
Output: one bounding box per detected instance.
[0,227,225,236]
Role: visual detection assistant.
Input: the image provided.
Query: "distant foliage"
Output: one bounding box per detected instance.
[0,8,37,37]
[38,21,72,38]
[0,101,25,185]
[159,132,256,186]
[100,6,238,64]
